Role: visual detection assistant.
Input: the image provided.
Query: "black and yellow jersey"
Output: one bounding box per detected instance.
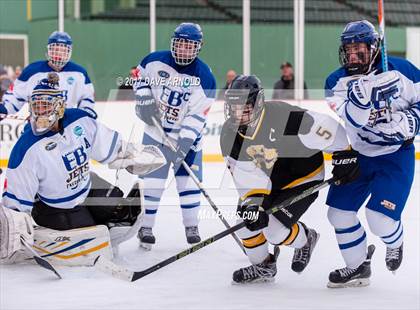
[220,101,349,200]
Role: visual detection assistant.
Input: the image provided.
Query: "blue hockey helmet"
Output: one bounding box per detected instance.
[171,23,203,66]
[47,31,73,70]
[29,72,65,135]
[339,20,380,75]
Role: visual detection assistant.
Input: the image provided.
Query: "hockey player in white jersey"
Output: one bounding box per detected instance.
[133,23,216,248]
[0,31,96,120]
[221,75,359,284]
[0,75,166,265]
[325,20,420,288]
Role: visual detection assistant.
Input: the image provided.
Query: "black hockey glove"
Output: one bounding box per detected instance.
[135,92,158,126]
[240,196,269,231]
[331,149,360,185]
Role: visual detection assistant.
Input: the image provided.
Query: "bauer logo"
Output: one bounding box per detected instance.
[158,70,170,78]
[45,141,57,151]
[73,125,84,137]
[67,76,75,85]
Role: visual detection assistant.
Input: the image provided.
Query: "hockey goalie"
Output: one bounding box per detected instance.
[0,74,166,266]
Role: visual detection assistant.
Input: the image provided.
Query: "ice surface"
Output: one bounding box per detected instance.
[1,163,419,310]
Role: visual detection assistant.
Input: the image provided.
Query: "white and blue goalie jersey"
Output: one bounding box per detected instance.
[2,61,96,117]
[325,56,420,156]
[134,51,216,148]
[2,109,121,212]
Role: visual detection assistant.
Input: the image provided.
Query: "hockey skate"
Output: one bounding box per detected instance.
[327,244,376,288]
[138,227,155,251]
[291,225,320,273]
[232,253,278,284]
[185,226,201,244]
[386,243,403,273]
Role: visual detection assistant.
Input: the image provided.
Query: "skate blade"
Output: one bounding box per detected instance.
[327,278,370,288]
[231,277,275,285]
[139,242,153,251]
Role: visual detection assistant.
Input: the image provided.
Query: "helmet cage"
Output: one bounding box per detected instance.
[171,37,201,66]
[47,43,72,70]
[29,91,65,135]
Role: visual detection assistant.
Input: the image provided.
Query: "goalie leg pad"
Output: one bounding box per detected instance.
[33,225,113,266]
[0,205,34,264]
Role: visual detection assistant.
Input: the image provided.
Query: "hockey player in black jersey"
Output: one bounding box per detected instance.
[220,75,361,284]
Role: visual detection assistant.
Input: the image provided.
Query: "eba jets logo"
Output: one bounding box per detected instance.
[73,125,84,137]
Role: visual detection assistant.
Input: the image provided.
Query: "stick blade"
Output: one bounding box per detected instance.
[33,256,62,279]
[94,256,134,282]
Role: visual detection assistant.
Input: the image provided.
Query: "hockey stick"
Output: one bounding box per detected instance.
[151,117,246,254]
[95,176,336,282]
[378,0,392,122]
[20,236,62,279]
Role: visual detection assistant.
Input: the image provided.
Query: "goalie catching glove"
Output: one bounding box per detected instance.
[108,142,166,176]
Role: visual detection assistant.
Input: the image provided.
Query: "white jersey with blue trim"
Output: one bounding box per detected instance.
[2,109,121,212]
[134,50,216,148]
[325,56,420,156]
[1,60,96,117]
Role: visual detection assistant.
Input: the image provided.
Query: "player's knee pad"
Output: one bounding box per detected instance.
[33,225,113,266]
[365,208,399,237]
[263,215,290,245]
[327,207,359,229]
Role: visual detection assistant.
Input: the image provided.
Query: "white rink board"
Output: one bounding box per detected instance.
[1,100,419,165]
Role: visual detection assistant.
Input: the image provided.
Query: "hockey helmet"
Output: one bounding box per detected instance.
[339,20,380,75]
[224,75,265,128]
[171,23,203,66]
[47,31,72,70]
[29,73,65,135]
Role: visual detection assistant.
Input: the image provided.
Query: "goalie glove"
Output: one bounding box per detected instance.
[108,142,167,176]
[375,110,419,143]
[0,205,34,263]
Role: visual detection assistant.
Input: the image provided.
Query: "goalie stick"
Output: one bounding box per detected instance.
[95,176,337,282]
[20,236,62,279]
[151,117,246,254]
[0,113,28,121]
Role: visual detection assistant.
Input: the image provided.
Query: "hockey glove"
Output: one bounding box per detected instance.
[331,149,360,185]
[240,196,269,231]
[375,110,419,143]
[171,137,195,172]
[135,86,159,126]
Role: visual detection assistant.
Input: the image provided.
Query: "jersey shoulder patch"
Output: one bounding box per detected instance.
[62,62,91,84]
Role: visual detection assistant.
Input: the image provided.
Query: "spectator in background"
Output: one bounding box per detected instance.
[217,69,237,100]
[116,66,138,100]
[272,62,308,100]
[0,65,13,101]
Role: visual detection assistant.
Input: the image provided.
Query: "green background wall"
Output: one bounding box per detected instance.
[0,1,407,100]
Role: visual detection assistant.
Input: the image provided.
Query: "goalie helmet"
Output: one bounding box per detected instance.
[339,20,380,75]
[224,75,265,130]
[29,73,65,136]
[171,23,203,66]
[47,31,72,70]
